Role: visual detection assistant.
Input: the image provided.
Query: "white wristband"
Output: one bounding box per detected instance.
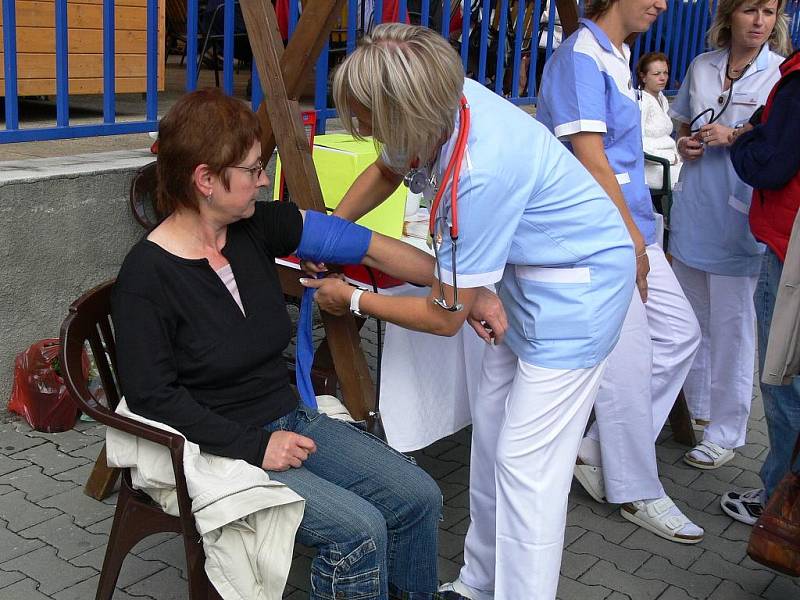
[350,288,365,317]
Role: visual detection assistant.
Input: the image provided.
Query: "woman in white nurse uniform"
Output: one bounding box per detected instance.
[670,0,790,470]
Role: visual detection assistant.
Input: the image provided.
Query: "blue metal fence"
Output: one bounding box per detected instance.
[2,0,799,143]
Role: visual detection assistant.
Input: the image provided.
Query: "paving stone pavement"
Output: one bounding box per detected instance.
[2,324,799,599]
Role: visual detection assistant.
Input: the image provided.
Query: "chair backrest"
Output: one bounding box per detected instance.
[60,280,122,418]
[129,161,162,231]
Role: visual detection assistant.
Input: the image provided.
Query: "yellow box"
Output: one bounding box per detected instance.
[274,133,406,239]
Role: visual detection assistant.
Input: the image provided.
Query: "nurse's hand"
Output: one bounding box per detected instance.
[300,259,327,276]
[467,287,508,345]
[262,431,317,471]
[632,231,649,303]
[677,135,705,161]
[299,276,353,315]
[697,123,734,148]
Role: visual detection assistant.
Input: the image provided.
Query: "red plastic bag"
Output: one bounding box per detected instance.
[8,339,80,433]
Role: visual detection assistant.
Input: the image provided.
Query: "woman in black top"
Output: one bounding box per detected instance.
[113,89,494,600]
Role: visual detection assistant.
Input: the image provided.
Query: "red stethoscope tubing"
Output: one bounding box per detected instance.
[428,96,470,241]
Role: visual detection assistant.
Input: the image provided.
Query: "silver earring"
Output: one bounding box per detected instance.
[206,193,213,204]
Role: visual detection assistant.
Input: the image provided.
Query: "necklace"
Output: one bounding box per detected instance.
[718,47,760,105]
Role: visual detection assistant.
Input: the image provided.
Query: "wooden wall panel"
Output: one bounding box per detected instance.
[1,28,148,54]
[1,0,165,96]
[0,77,149,96]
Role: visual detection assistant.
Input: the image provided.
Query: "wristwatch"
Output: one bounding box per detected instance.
[350,288,366,317]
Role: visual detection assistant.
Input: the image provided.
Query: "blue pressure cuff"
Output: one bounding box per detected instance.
[296,210,372,265]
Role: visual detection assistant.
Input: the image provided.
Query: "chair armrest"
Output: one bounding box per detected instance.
[88,402,186,451]
[644,152,672,192]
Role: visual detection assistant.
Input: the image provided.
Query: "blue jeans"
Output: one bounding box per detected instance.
[264,405,441,600]
[755,248,800,498]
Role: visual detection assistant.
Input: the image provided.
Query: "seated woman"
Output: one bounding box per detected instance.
[111,88,480,600]
[637,52,682,190]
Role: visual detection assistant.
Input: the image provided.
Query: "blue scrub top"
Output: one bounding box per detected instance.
[429,78,634,370]
[669,46,782,276]
[536,19,657,246]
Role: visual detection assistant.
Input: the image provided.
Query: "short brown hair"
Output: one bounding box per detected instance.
[156,89,261,215]
[636,51,670,86]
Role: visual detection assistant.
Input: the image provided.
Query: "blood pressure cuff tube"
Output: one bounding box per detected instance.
[294,210,373,409]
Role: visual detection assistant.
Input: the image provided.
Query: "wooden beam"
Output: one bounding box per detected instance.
[241,0,376,420]
[243,0,346,176]
[84,445,120,500]
[668,391,697,447]
[556,0,580,37]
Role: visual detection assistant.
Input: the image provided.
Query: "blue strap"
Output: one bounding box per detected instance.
[294,210,372,408]
[296,287,318,409]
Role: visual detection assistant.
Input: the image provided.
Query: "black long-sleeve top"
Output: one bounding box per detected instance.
[730,75,800,190]
[112,201,304,466]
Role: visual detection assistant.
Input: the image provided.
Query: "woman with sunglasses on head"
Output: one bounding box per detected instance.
[112,88,510,600]
[537,0,704,545]
[304,23,634,600]
[669,0,790,472]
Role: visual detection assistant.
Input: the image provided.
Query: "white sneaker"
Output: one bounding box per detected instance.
[574,459,607,503]
[720,488,764,526]
[683,440,735,470]
[621,496,704,544]
[439,578,494,600]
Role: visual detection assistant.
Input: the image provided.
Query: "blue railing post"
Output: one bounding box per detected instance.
[494,0,509,94]
[477,0,490,84]
[421,0,431,27]
[2,0,20,131]
[102,0,116,124]
[55,0,70,127]
[223,0,235,94]
[315,38,331,134]
[461,0,471,69]
[187,0,199,90]
[146,0,158,121]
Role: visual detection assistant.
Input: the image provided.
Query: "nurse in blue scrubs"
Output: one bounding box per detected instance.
[538,0,704,544]
[303,22,634,600]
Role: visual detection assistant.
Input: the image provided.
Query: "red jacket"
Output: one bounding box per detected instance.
[749,51,800,262]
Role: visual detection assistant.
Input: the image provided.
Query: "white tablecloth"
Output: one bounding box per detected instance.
[379,284,486,452]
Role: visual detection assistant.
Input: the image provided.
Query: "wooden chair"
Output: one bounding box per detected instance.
[60,280,337,599]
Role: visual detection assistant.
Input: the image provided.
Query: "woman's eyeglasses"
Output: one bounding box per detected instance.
[230,159,265,179]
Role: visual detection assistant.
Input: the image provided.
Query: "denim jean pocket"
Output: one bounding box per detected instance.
[343,421,417,466]
[311,538,381,599]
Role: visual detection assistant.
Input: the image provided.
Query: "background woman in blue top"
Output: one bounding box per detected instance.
[537,0,704,544]
[669,0,788,472]
[304,23,634,600]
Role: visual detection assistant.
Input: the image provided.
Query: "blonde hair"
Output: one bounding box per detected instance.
[707,0,793,56]
[332,23,464,172]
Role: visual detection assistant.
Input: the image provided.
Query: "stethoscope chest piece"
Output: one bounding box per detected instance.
[404,168,430,195]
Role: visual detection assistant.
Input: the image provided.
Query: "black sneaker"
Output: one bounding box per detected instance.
[436,592,469,600]
[721,488,765,525]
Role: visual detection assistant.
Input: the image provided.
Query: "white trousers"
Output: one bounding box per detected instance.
[459,343,606,600]
[587,245,701,502]
[672,259,757,448]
